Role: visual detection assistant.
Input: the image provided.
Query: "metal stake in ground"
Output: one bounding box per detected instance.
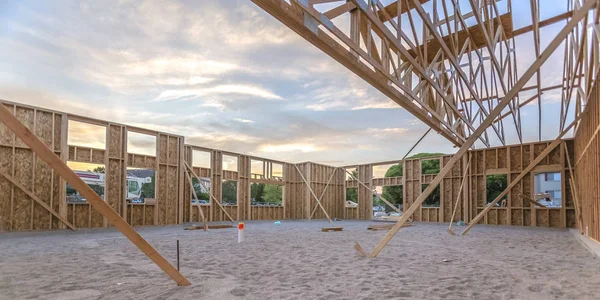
[177,240,180,271]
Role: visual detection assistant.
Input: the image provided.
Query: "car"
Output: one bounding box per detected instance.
[129,198,144,204]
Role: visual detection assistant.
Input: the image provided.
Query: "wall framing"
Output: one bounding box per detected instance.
[0,99,591,233]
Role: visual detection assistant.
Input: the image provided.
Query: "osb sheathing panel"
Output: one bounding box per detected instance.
[403,159,421,221]
[549,209,561,228]
[509,146,522,171]
[357,165,373,220]
[344,207,358,219]
[15,107,34,148]
[51,170,61,229]
[498,209,507,225]
[251,206,284,220]
[511,209,523,226]
[13,148,33,230]
[210,151,223,222]
[574,83,600,240]
[127,205,144,226]
[536,209,549,227]
[128,154,156,169]
[223,170,238,180]
[0,147,12,230]
[284,163,305,220]
[106,159,122,215]
[523,209,532,226]
[33,156,52,230]
[91,207,103,228]
[234,156,249,221]
[158,135,168,163]
[166,165,178,224]
[0,105,15,144]
[168,136,179,166]
[158,165,167,225]
[108,126,122,158]
[510,173,523,207]
[146,205,155,225]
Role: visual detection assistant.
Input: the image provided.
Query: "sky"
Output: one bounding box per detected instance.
[0,0,576,167]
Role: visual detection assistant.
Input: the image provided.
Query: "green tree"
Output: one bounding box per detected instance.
[141,173,155,198]
[382,163,403,212]
[92,166,105,173]
[222,181,237,204]
[192,178,210,200]
[422,184,441,207]
[251,183,265,203]
[263,184,283,205]
[486,174,507,204]
[378,153,443,212]
[420,159,441,174]
[346,187,358,203]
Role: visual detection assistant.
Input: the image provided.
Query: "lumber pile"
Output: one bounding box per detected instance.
[321,226,343,232]
[184,224,233,230]
[367,223,412,231]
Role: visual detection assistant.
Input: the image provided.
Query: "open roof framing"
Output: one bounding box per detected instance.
[252,0,600,256]
[252,0,599,149]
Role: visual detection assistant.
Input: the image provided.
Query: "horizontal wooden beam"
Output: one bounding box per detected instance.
[513,11,573,37]
[378,0,431,22]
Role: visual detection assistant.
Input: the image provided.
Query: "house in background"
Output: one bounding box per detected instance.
[533,172,562,207]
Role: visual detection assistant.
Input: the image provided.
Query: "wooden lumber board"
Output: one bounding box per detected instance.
[368,223,412,231]
[321,226,343,232]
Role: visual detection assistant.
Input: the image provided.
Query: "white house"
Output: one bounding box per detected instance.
[533,172,562,207]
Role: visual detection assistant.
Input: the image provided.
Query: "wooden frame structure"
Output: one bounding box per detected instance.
[1,0,600,276]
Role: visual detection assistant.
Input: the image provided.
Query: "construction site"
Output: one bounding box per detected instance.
[1,0,600,299]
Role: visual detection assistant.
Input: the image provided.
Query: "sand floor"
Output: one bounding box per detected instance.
[0,221,599,299]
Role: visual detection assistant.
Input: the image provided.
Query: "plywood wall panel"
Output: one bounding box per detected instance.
[167,165,178,224]
[14,107,34,148]
[158,165,167,225]
[32,157,52,230]
[12,149,33,230]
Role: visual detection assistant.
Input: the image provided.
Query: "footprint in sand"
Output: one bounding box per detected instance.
[229,287,249,297]
[527,284,544,292]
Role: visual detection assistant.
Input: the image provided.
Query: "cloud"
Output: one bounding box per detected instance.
[156,76,215,86]
[234,118,255,123]
[155,84,283,101]
[259,143,326,153]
